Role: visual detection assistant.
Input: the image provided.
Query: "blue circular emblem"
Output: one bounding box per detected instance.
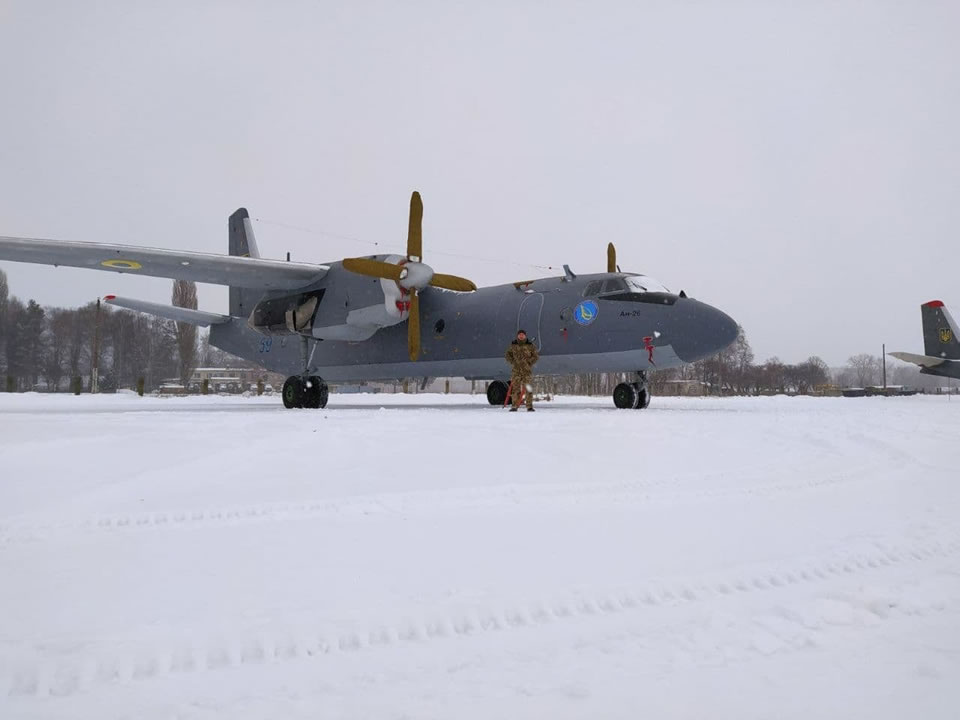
[574,300,599,326]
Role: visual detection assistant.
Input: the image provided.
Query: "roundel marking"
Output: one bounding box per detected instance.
[101,259,143,270]
[574,299,599,326]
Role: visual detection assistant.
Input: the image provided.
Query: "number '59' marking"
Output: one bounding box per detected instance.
[259,338,272,353]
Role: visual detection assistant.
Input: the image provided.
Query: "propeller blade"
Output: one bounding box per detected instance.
[407,191,423,262]
[607,242,617,273]
[429,273,477,292]
[408,288,420,361]
[342,257,405,282]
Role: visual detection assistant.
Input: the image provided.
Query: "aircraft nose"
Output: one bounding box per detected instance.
[670,299,739,363]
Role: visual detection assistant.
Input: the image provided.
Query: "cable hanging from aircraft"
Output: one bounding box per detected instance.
[251,217,557,272]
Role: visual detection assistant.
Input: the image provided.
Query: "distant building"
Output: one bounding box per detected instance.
[179,368,285,394]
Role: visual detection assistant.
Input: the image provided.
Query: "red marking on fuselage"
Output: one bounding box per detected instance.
[643,335,656,364]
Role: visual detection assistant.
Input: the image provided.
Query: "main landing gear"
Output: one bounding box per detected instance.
[282,376,329,409]
[282,336,328,409]
[613,372,651,410]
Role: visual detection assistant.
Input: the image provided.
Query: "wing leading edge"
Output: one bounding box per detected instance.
[0,235,327,290]
[103,295,231,327]
[888,351,946,369]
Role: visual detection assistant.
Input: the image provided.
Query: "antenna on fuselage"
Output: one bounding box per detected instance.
[562,264,576,281]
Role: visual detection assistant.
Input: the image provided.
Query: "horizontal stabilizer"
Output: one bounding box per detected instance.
[0,235,327,290]
[104,295,231,327]
[888,351,946,369]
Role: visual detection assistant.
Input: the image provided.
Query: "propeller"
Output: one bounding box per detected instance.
[342,191,476,361]
[607,242,616,273]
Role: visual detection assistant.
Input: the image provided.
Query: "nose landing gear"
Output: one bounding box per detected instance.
[613,372,651,409]
[486,380,510,406]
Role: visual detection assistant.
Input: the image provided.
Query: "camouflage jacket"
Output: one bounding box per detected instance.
[505,339,539,375]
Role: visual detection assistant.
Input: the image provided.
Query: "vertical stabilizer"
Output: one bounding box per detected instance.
[228,208,261,318]
[921,300,960,360]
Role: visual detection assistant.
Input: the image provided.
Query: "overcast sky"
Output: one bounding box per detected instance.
[1,1,958,365]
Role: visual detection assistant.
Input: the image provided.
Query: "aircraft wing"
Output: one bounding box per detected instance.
[888,351,946,369]
[0,235,328,290]
[103,295,231,326]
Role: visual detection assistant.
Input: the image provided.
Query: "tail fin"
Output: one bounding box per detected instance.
[228,208,261,318]
[921,300,960,360]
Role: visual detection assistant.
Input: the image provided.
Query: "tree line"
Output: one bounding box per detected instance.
[0,270,230,393]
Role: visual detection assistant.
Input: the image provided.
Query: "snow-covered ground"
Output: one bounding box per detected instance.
[1,392,958,719]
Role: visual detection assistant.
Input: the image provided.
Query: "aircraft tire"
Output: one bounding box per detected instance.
[486,380,509,406]
[302,376,329,409]
[634,385,651,409]
[613,382,639,409]
[282,376,304,409]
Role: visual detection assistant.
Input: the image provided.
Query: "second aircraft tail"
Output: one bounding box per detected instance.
[922,300,960,360]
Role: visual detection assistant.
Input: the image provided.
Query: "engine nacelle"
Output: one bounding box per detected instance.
[251,257,413,342]
[250,290,324,335]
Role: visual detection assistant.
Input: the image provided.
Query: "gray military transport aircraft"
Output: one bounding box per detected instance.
[889,300,960,381]
[0,192,738,409]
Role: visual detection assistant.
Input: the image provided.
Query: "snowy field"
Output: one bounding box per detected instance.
[1,392,959,720]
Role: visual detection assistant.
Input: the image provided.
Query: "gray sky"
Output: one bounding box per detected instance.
[1,0,958,365]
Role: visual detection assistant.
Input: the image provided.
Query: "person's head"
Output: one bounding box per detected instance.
[516,329,527,342]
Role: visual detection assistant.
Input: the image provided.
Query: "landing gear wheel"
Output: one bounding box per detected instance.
[613,382,639,409]
[282,376,304,409]
[302,376,329,409]
[634,384,651,409]
[486,380,509,406]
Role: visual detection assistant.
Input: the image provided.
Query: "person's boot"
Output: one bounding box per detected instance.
[527,407,535,412]
[509,406,518,412]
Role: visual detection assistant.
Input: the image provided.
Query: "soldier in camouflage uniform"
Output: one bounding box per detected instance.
[505,329,539,411]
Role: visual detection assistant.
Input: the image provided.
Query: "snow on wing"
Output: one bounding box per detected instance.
[0,235,328,289]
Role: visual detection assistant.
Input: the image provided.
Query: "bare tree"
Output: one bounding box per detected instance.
[0,268,8,378]
[43,309,72,391]
[846,353,881,387]
[792,356,830,394]
[172,280,199,386]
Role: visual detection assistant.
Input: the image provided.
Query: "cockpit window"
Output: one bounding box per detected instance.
[625,275,670,293]
[583,280,602,297]
[601,278,628,294]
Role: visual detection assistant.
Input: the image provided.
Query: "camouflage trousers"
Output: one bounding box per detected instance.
[510,374,534,409]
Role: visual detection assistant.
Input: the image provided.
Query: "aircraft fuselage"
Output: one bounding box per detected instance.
[211,271,738,382]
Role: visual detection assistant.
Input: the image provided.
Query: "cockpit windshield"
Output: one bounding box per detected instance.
[625,275,670,294]
[582,275,673,298]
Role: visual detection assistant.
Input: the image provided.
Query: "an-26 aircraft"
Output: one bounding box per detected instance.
[0,192,738,409]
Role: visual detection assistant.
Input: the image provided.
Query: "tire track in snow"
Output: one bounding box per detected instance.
[5,531,958,700]
[0,458,890,547]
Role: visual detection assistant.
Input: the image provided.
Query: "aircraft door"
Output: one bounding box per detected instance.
[517,293,545,351]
